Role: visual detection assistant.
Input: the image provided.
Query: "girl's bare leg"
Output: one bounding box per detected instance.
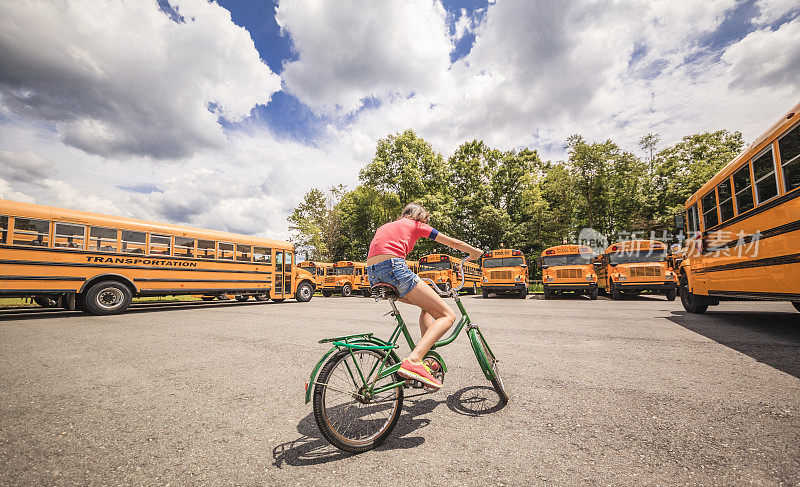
[401,282,456,363]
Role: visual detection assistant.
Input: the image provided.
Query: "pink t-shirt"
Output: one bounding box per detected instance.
[367,218,439,259]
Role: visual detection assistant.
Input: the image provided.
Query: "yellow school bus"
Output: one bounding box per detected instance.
[676,101,800,313]
[418,254,482,295]
[595,240,677,301]
[405,260,419,274]
[298,261,332,288]
[321,261,367,297]
[481,248,528,298]
[0,199,316,314]
[540,245,598,300]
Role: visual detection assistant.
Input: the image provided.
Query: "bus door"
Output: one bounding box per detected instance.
[273,250,293,299]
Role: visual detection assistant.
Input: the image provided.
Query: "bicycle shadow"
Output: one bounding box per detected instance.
[271,385,506,467]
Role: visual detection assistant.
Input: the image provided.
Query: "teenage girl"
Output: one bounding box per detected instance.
[366,203,482,390]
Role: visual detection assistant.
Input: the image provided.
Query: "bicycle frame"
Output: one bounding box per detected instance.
[304,287,476,404]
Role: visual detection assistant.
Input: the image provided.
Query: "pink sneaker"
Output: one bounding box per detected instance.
[397,359,442,390]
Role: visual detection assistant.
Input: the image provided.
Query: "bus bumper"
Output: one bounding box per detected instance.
[544,283,597,292]
[616,281,677,292]
[483,283,527,293]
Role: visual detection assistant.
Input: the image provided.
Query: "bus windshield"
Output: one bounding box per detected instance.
[334,267,354,275]
[609,250,666,264]
[483,257,524,268]
[543,254,592,267]
[420,261,450,271]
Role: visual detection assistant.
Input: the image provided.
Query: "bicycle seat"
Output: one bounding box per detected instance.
[371,283,399,300]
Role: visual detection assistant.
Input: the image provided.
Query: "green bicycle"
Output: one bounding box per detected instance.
[304,257,509,452]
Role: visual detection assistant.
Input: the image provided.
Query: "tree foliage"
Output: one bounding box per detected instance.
[288,129,745,268]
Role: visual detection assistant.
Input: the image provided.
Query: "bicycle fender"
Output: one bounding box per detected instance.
[305,346,339,404]
[467,328,493,381]
[304,337,402,404]
[423,350,447,373]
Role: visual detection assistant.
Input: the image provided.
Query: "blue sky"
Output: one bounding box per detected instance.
[0,0,798,238]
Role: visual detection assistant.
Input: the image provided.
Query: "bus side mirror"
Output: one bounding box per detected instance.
[593,261,602,269]
[673,258,683,268]
[674,212,685,232]
[520,264,527,268]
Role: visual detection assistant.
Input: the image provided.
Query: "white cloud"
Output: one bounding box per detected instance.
[0,150,55,181]
[754,0,800,25]
[722,18,800,91]
[277,0,452,114]
[0,0,280,159]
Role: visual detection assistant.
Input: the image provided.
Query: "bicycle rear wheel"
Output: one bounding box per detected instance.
[468,328,509,404]
[312,348,403,452]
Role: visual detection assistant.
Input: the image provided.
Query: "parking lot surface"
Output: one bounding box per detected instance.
[1,294,799,485]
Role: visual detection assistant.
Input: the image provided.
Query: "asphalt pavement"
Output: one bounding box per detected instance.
[0,294,798,485]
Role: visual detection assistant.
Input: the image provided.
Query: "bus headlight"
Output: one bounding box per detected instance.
[514,275,522,281]
[586,274,595,281]
[482,277,488,283]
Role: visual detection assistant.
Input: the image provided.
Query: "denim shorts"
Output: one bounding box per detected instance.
[367,258,420,298]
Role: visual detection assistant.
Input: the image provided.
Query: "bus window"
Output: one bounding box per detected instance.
[89,226,117,252]
[778,123,800,192]
[733,165,754,214]
[1,216,8,244]
[686,204,698,235]
[198,239,216,259]
[121,230,146,254]
[13,217,49,247]
[54,222,86,249]
[149,234,171,255]
[253,246,271,263]
[236,244,252,261]
[483,257,524,268]
[218,242,234,260]
[175,237,195,257]
[701,190,718,229]
[717,178,734,223]
[752,148,778,204]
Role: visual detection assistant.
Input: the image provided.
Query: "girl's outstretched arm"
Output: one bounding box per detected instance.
[433,233,483,261]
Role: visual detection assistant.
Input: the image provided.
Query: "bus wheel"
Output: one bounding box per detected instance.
[200,296,215,301]
[482,289,489,298]
[610,285,622,301]
[235,295,250,302]
[253,293,268,301]
[295,282,314,302]
[469,283,477,295]
[83,281,132,315]
[665,288,677,301]
[589,288,598,300]
[33,296,58,308]
[792,302,800,312]
[679,273,707,314]
[518,287,528,299]
[341,284,352,297]
[543,287,551,300]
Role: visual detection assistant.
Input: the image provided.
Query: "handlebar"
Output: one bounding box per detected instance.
[421,256,470,297]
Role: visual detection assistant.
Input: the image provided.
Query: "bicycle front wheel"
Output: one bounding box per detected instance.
[312,348,403,452]
[469,328,509,404]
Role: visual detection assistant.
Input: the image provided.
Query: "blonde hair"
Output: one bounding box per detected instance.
[399,202,430,223]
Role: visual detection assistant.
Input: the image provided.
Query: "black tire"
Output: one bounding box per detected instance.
[482,289,489,298]
[253,293,268,301]
[235,295,250,302]
[362,288,371,298]
[589,287,598,300]
[543,286,551,300]
[295,282,314,302]
[518,287,528,299]
[665,288,677,301]
[679,273,708,314]
[200,296,215,301]
[443,281,452,293]
[272,298,285,303]
[470,329,509,405]
[792,302,800,312]
[610,284,622,301]
[341,284,352,297]
[322,290,333,297]
[83,280,132,315]
[313,348,403,453]
[33,296,58,308]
